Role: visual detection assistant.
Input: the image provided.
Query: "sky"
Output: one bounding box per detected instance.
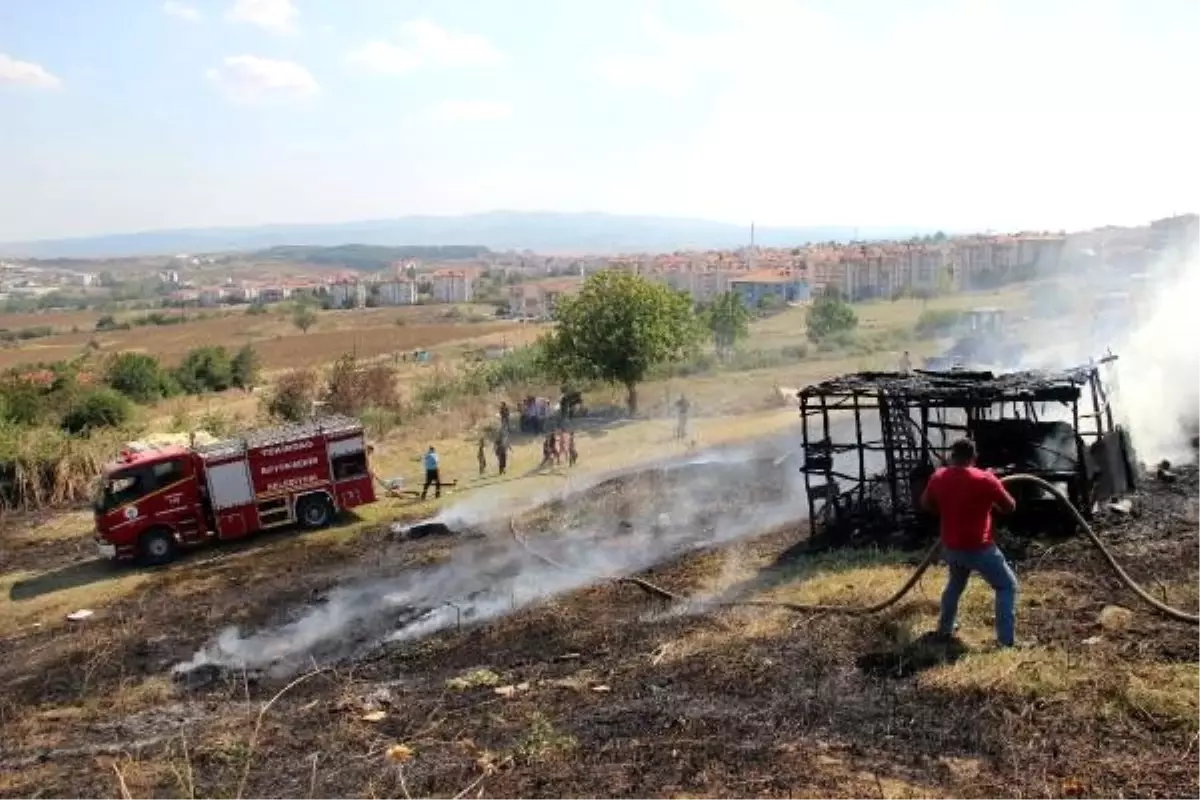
[1,0,1197,242]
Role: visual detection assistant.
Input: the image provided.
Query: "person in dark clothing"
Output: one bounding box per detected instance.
[477,439,487,476]
[540,431,557,468]
[420,446,441,499]
[674,394,690,440]
[499,401,511,432]
[494,436,510,475]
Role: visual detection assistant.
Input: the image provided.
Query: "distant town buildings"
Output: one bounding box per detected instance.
[2,214,1191,314]
[377,278,418,306]
[432,270,473,303]
[328,280,367,309]
[508,278,582,318]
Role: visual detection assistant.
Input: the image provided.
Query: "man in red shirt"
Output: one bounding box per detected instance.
[920,438,1019,647]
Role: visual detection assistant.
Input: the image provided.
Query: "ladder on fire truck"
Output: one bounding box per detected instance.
[878,390,924,523]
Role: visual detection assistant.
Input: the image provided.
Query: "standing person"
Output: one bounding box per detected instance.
[494,434,510,475]
[899,351,913,375]
[567,430,578,467]
[920,438,1020,648]
[477,439,487,476]
[554,430,567,467]
[420,446,441,500]
[674,394,691,440]
[499,401,511,433]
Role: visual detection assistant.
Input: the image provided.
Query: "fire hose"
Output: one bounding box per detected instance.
[510,473,1199,625]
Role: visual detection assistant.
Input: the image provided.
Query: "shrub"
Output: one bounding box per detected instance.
[174,346,234,393]
[230,345,261,390]
[104,352,177,404]
[61,389,132,434]
[806,293,858,341]
[95,314,129,332]
[0,380,45,426]
[266,368,320,422]
[324,355,400,416]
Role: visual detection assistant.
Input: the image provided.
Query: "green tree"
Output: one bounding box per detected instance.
[540,270,701,414]
[293,305,318,333]
[230,345,261,390]
[702,291,752,357]
[104,352,175,403]
[174,346,234,393]
[61,388,132,434]
[806,290,859,342]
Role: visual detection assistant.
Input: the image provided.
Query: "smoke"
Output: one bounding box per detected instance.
[1110,256,1200,463]
[175,436,809,678]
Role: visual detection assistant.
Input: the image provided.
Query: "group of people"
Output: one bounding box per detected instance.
[539,428,578,469]
[476,399,581,477]
[477,434,513,477]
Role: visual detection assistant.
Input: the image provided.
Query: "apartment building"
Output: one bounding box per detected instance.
[258,286,292,304]
[328,280,367,309]
[377,278,418,306]
[508,278,582,319]
[198,287,226,307]
[432,270,474,303]
[729,269,811,307]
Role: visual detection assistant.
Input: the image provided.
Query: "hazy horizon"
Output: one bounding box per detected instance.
[2,0,1197,242]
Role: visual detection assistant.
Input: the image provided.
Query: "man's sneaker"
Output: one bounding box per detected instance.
[998,638,1038,650]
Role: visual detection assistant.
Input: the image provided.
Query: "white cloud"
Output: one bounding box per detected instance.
[226,0,298,35]
[206,55,318,103]
[163,1,201,22]
[348,18,505,75]
[0,53,62,89]
[427,100,513,123]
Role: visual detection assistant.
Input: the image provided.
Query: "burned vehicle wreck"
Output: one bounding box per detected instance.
[797,360,1136,546]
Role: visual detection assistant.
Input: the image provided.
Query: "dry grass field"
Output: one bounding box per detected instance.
[0,304,540,372]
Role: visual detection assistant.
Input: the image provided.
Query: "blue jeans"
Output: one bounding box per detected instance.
[937,545,1018,646]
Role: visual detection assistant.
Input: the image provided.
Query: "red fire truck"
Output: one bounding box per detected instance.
[92,416,377,565]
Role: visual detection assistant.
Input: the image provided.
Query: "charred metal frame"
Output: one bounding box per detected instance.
[798,361,1132,544]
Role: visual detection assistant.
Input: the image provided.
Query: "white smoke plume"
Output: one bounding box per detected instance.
[1110,256,1200,463]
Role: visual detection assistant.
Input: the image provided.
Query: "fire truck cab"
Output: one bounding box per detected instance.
[93,416,376,565]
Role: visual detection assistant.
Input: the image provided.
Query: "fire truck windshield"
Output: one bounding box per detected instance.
[94,471,145,513]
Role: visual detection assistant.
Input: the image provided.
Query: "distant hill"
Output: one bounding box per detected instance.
[0,211,936,259]
[257,244,492,271]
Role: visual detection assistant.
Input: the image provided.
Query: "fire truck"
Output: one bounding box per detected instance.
[92,416,377,565]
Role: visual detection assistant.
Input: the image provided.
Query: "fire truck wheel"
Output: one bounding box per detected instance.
[138,528,177,566]
[296,494,334,530]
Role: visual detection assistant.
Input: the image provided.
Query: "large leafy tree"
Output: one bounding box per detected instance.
[541,270,701,414]
[701,291,752,357]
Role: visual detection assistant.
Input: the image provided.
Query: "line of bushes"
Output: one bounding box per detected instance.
[95,311,216,331]
[0,325,55,344]
[0,344,262,511]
